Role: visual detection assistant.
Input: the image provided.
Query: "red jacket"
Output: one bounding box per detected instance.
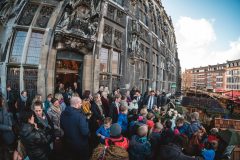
[105,136,129,150]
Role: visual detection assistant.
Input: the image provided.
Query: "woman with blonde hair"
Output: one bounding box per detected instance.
[54,93,66,111]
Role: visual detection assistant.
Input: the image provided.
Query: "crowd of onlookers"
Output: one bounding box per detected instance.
[0,83,237,160]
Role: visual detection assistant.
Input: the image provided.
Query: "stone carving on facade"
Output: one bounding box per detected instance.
[148,0,154,11]
[55,0,101,51]
[35,6,54,28]
[57,0,101,39]
[114,30,122,49]
[18,3,39,26]
[107,4,115,20]
[103,24,112,45]
[130,0,138,6]
[0,0,25,25]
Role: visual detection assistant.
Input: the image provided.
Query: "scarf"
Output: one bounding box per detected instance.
[20,95,27,102]
[51,105,61,115]
[136,136,148,144]
[36,112,49,129]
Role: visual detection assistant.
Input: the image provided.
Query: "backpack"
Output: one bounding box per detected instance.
[91,144,129,160]
[82,100,91,115]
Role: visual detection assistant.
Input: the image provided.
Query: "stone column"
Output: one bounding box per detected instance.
[82,54,93,92]
[46,49,57,95]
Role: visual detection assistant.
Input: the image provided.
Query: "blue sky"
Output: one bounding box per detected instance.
[162,0,240,69]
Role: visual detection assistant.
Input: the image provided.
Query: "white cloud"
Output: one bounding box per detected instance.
[175,16,240,70]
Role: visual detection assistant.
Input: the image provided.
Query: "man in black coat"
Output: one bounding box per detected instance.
[19,109,50,160]
[60,96,89,160]
[109,94,121,123]
[134,90,144,110]
[6,85,15,113]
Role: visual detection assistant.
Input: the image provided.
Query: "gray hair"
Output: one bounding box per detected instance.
[70,96,81,107]
[190,112,199,120]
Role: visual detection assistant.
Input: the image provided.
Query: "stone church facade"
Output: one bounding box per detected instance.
[0,0,181,99]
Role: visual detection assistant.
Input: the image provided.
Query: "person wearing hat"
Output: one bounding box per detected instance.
[105,123,129,150]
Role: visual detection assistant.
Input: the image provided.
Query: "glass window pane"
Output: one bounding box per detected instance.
[7,67,20,94]
[112,51,119,74]
[26,32,43,65]
[113,0,123,6]
[24,68,38,101]
[100,48,109,72]
[9,31,27,63]
[18,3,39,26]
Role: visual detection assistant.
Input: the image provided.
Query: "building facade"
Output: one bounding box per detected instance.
[0,0,180,100]
[182,59,240,92]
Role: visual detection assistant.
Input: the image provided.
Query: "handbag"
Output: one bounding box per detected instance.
[53,137,63,152]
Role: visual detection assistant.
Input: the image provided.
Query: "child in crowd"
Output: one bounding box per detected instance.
[118,105,128,134]
[140,106,148,118]
[105,123,129,150]
[96,117,112,144]
[152,105,160,122]
[149,122,163,154]
[146,112,155,131]
[129,124,152,160]
[201,141,215,160]
[175,117,190,136]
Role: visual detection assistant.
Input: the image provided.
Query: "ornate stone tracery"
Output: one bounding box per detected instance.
[103,24,113,45]
[114,30,122,49]
[55,0,101,51]
[18,3,39,26]
[56,0,101,38]
[35,6,54,28]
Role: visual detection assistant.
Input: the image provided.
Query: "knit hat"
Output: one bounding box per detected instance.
[51,98,58,104]
[110,123,122,137]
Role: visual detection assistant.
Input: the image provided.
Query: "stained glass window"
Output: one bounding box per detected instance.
[113,0,123,6]
[9,31,27,63]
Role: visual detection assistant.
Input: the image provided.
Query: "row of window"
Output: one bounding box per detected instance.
[226,77,240,83]
[226,70,240,75]
[226,85,240,90]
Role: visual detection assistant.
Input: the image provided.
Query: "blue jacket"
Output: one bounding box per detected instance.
[96,125,110,143]
[177,122,190,136]
[188,121,202,137]
[118,113,128,133]
[202,149,215,160]
[60,106,89,150]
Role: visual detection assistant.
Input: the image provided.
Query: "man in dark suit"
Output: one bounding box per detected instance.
[109,94,121,123]
[134,90,143,110]
[145,90,157,110]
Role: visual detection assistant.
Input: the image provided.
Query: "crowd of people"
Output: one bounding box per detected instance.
[0,83,236,160]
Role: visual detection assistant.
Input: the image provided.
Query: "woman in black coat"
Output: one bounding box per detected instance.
[19,109,51,160]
